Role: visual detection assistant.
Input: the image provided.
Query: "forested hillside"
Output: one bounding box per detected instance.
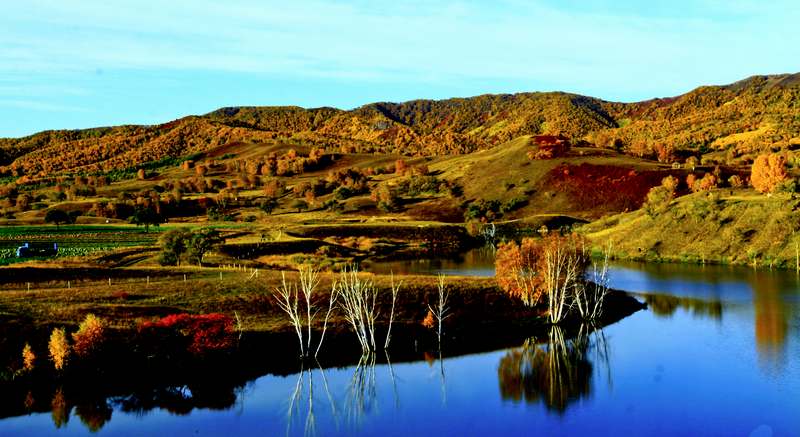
[2,73,800,178]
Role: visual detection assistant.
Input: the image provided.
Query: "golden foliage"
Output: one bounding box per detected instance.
[495,238,545,306]
[751,153,789,193]
[422,309,435,329]
[22,343,35,372]
[495,235,590,311]
[48,328,70,371]
[72,314,107,358]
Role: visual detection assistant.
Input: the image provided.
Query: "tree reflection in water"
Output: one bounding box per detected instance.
[74,399,112,433]
[643,293,723,320]
[45,382,240,433]
[283,352,405,437]
[110,384,238,416]
[344,353,378,430]
[284,355,381,437]
[497,325,610,414]
[50,387,70,429]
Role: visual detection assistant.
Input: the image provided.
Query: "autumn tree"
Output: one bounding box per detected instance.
[48,328,70,371]
[304,189,317,206]
[654,143,675,163]
[371,185,400,212]
[158,228,191,266]
[495,238,545,306]
[644,175,678,217]
[495,235,591,323]
[291,199,309,212]
[22,343,35,372]
[751,153,789,194]
[72,314,107,359]
[158,228,222,266]
[696,173,718,191]
[728,175,744,188]
[262,178,285,197]
[16,193,32,211]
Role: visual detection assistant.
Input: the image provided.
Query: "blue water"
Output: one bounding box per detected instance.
[1,260,799,436]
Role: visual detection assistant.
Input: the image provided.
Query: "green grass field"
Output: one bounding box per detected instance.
[581,189,800,268]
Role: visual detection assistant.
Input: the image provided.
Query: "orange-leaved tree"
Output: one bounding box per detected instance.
[22,343,35,372]
[496,234,592,323]
[751,153,788,194]
[495,238,545,306]
[72,314,107,358]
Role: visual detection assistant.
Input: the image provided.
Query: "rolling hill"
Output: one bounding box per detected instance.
[2,73,800,178]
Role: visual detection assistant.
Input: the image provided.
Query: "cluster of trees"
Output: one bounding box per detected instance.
[395,175,461,198]
[211,148,328,179]
[370,184,400,212]
[158,228,223,266]
[19,311,234,378]
[463,196,526,222]
[393,159,432,177]
[643,152,795,217]
[87,190,170,228]
[17,314,109,375]
[644,176,679,217]
[527,135,572,160]
[0,118,277,176]
[44,208,82,227]
[169,176,226,194]
[495,234,609,323]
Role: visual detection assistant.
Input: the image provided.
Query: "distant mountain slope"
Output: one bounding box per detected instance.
[593,74,800,159]
[2,73,800,177]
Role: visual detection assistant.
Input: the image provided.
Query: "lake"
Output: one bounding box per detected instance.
[1,254,799,436]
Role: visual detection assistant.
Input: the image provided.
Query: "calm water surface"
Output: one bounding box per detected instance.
[2,255,799,436]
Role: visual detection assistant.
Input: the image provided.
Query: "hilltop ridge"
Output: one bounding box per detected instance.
[2,72,800,177]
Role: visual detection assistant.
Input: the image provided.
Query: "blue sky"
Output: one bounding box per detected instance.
[1,0,799,138]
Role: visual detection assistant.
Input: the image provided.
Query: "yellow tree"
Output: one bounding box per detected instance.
[751,153,789,194]
[495,239,545,306]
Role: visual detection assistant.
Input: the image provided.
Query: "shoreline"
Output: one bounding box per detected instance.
[0,289,644,422]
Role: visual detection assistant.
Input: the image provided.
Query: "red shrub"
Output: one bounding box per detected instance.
[141,313,236,355]
[112,291,129,301]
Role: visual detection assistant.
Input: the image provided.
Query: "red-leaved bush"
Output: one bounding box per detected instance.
[140,313,236,356]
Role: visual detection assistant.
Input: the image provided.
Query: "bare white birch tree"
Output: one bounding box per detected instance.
[575,242,611,321]
[383,273,402,350]
[543,240,584,324]
[337,267,379,353]
[315,276,340,358]
[299,265,320,356]
[274,272,306,357]
[428,274,451,343]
